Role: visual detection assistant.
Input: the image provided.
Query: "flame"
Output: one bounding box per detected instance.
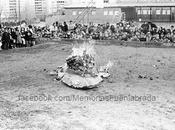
[106,61,114,69]
[99,61,114,72]
[69,41,96,57]
[67,40,114,73]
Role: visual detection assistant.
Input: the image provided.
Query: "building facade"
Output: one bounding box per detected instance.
[34,0,46,20]
[9,0,17,20]
[57,0,175,23]
[0,0,26,22]
[1,0,175,23]
[0,0,46,22]
[115,0,175,22]
[51,0,66,14]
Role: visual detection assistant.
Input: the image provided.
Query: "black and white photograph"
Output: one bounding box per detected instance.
[0,0,175,129]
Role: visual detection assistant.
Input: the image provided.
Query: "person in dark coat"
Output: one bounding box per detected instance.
[62,22,68,32]
[141,22,149,34]
[11,28,17,48]
[25,28,33,47]
[1,28,10,50]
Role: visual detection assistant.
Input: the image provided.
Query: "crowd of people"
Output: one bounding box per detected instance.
[1,20,175,50]
[0,25,36,50]
[35,20,175,45]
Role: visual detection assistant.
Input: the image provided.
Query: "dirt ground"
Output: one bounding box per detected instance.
[0,41,175,130]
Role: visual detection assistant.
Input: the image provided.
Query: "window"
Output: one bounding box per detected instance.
[162,9,171,15]
[162,10,166,15]
[73,11,77,15]
[92,11,96,15]
[167,10,170,15]
[104,11,108,15]
[162,8,171,15]
[104,0,109,3]
[58,0,65,4]
[61,1,65,3]
[137,10,141,15]
[142,10,147,15]
[109,11,113,15]
[114,11,119,15]
[147,10,151,14]
[141,9,151,15]
[156,9,161,15]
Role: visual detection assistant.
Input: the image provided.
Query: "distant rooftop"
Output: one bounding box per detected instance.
[64,0,175,8]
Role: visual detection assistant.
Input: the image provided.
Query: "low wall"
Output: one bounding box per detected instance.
[37,38,175,48]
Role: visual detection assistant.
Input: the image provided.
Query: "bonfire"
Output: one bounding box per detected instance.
[51,41,113,88]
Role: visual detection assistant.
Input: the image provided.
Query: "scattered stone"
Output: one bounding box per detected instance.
[153,65,159,69]
[138,75,143,79]
[49,71,57,76]
[153,65,158,68]
[160,63,166,66]
[143,76,147,79]
[107,78,114,83]
[138,74,154,80]
[126,84,130,87]
[150,77,153,80]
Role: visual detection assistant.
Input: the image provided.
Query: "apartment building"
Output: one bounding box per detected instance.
[0,0,31,22]
[0,0,46,22]
[34,0,46,20]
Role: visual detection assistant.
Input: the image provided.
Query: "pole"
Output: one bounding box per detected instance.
[18,0,21,27]
[87,7,89,24]
[150,7,152,21]
[170,7,172,22]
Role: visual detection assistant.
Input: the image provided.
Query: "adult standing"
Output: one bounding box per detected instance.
[25,28,32,47]
[11,28,17,48]
[1,28,10,50]
[62,22,68,32]
[15,27,22,48]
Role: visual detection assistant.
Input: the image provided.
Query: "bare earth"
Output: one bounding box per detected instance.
[0,42,175,130]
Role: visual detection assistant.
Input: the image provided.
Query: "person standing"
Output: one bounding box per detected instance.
[1,28,10,50]
[11,28,17,48]
[62,22,68,32]
[62,22,68,38]
[15,27,22,48]
[69,21,74,31]
[25,28,32,47]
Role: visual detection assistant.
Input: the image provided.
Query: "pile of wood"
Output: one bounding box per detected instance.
[50,43,113,89]
[66,50,95,76]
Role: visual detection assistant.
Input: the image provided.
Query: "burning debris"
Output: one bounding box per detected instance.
[50,42,113,89]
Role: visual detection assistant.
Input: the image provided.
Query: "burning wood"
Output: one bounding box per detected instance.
[66,51,95,76]
[51,42,113,88]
